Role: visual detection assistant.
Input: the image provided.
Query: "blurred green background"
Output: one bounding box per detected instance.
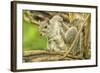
[23,17,48,51]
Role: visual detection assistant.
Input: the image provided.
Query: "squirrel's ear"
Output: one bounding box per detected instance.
[49,15,63,24]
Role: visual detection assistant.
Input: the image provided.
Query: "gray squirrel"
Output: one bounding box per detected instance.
[38,15,79,54]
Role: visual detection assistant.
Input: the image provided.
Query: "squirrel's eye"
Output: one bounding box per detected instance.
[44,26,47,28]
